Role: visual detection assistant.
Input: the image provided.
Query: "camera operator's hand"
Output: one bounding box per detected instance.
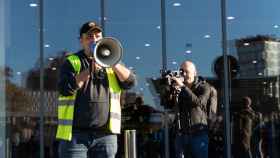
[171,77,184,88]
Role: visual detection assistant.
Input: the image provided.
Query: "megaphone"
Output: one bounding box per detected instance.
[93,37,123,67]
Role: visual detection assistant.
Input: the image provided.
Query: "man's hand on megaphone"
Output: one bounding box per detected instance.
[75,62,101,89]
[91,60,102,72]
[75,69,90,88]
[75,60,102,88]
[112,63,131,82]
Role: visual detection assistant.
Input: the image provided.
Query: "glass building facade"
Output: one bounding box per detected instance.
[1,0,280,157]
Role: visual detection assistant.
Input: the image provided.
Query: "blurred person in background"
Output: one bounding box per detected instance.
[233,96,260,158]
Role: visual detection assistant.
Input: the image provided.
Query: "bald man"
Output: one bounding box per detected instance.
[172,61,211,158]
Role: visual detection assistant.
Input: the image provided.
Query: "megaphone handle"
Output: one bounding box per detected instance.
[89,42,96,75]
[89,57,95,80]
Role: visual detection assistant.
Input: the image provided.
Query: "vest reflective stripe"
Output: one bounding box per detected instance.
[58,119,73,125]
[110,112,121,120]
[106,68,122,134]
[58,100,75,106]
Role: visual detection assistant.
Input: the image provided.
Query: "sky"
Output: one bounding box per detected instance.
[3,0,280,109]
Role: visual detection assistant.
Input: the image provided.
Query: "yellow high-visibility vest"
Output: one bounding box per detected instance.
[56,54,122,141]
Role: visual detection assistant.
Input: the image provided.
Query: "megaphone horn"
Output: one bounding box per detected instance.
[94,37,123,67]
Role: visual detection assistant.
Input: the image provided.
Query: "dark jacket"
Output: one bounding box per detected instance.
[233,108,259,149]
[58,50,136,132]
[177,76,211,132]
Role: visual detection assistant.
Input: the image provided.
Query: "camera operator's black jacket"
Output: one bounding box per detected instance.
[177,76,211,133]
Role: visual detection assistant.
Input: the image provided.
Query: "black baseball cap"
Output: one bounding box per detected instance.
[79,21,102,37]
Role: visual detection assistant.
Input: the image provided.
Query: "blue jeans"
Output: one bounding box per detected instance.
[58,131,118,158]
[175,131,208,158]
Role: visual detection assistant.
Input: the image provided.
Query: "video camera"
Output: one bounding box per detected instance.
[157,69,184,109]
[161,70,182,86]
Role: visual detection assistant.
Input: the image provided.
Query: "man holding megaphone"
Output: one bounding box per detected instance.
[56,21,136,158]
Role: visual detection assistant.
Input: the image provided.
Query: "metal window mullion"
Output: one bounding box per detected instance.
[100,0,105,36]
[221,0,231,157]
[38,0,45,157]
[160,1,169,158]
[161,0,167,71]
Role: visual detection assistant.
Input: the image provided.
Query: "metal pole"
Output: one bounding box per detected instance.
[0,1,7,157]
[160,0,169,158]
[220,0,231,157]
[100,0,106,36]
[164,111,170,158]
[124,130,137,158]
[38,0,45,157]
[160,0,167,71]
